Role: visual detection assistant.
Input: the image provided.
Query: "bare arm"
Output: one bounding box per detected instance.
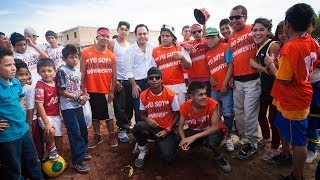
[220,63,234,95]
[249,58,267,73]
[178,113,186,139]
[26,109,34,128]
[80,56,86,86]
[35,102,52,134]
[27,38,49,59]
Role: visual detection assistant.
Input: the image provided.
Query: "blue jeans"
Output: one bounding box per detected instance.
[211,89,234,136]
[61,107,88,165]
[133,79,149,123]
[0,131,43,180]
[307,83,320,152]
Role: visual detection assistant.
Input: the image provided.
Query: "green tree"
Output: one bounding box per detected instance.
[312,11,320,37]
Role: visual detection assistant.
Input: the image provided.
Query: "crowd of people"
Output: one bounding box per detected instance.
[0,3,319,180]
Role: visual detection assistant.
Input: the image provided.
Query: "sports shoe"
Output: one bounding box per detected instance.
[261,150,277,161]
[84,153,92,161]
[135,147,148,168]
[74,162,90,174]
[234,138,250,149]
[267,153,293,166]
[118,130,129,143]
[88,134,103,149]
[48,148,59,161]
[225,138,234,152]
[214,154,232,173]
[306,150,317,163]
[109,132,118,147]
[235,144,258,160]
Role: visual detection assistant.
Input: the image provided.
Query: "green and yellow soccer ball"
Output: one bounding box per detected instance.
[42,155,67,177]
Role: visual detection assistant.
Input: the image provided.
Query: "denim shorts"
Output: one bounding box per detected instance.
[274,111,308,146]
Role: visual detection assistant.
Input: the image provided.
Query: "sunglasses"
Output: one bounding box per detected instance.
[192,30,202,34]
[229,15,245,20]
[147,75,161,81]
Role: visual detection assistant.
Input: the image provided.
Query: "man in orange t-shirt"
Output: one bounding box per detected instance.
[152,24,191,105]
[80,27,118,148]
[228,5,260,160]
[264,3,318,179]
[178,81,231,173]
[132,67,180,168]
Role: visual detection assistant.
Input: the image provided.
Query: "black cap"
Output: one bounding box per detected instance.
[147,67,162,77]
[45,30,57,38]
[117,21,130,30]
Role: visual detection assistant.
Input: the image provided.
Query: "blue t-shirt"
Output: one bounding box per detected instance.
[0,78,29,142]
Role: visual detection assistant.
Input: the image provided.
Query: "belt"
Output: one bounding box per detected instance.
[135,78,147,82]
[234,73,260,82]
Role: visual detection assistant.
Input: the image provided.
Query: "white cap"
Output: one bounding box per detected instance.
[24,27,39,37]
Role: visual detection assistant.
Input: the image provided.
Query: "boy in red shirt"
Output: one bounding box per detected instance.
[132,67,180,168]
[178,81,231,173]
[264,3,319,179]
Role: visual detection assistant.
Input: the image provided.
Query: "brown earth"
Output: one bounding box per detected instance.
[53,123,318,180]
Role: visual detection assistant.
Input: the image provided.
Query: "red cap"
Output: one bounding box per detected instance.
[191,24,201,32]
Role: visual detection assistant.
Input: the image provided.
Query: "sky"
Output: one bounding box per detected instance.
[1,0,319,43]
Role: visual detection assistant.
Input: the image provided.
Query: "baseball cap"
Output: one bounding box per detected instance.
[45,30,57,38]
[205,27,219,36]
[117,21,130,30]
[24,27,39,37]
[191,24,202,32]
[161,24,176,39]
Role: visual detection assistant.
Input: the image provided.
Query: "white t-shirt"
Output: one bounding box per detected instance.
[14,46,41,86]
[47,46,65,68]
[22,84,37,120]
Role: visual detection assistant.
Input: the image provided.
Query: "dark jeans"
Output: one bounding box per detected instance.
[258,98,280,149]
[133,79,149,123]
[183,129,223,149]
[132,121,178,162]
[307,84,320,153]
[61,107,88,165]
[113,80,133,130]
[0,131,43,180]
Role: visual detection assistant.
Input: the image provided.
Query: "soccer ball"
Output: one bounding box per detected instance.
[42,155,67,177]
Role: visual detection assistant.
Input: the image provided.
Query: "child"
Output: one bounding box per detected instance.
[35,58,62,161]
[264,3,318,179]
[45,30,65,68]
[204,27,234,152]
[56,44,91,173]
[0,47,43,179]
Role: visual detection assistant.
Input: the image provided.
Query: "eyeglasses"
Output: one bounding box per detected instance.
[147,75,161,81]
[192,30,202,34]
[229,15,245,20]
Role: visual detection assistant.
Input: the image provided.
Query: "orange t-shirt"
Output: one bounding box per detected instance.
[81,46,115,94]
[228,24,257,76]
[180,98,218,131]
[271,34,319,120]
[152,45,184,85]
[140,87,178,129]
[186,39,210,81]
[205,43,232,90]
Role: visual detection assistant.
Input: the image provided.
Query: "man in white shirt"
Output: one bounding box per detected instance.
[24,27,47,52]
[124,24,156,123]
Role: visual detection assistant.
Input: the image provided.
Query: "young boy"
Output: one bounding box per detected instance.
[45,30,65,68]
[0,47,43,179]
[264,3,319,179]
[56,44,91,173]
[178,81,231,173]
[204,27,234,152]
[35,58,61,161]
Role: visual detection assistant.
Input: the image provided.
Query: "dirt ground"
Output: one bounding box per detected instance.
[53,123,318,180]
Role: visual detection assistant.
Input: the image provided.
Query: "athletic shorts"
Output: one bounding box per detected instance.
[274,111,308,146]
[88,93,114,120]
[37,115,62,136]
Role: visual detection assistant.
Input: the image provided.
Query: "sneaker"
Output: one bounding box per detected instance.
[84,153,92,161]
[214,154,232,173]
[49,148,59,161]
[88,134,103,149]
[225,138,234,152]
[132,142,139,154]
[267,153,293,166]
[74,162,90,174]
[109,132,118,147]
[261,150,277,161]
[235,144,258,160]
[234,138,250,149]
[118,130,129,143]
[306,150,317,163]
[135,148,148,168]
